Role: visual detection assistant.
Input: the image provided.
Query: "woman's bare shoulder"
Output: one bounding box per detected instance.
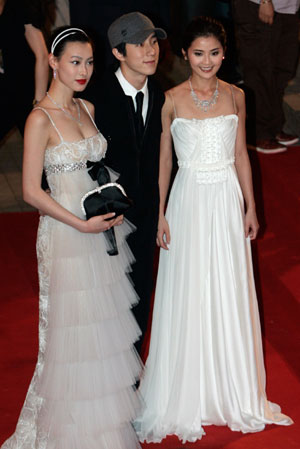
[24,107,55,150]
[165,80,191,111]
[166,79,189,97]
[78,98,95,115]
[219,80,244,99]
[27,107,52,129]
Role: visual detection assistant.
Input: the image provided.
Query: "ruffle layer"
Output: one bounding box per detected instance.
[49,280,138,326]
[48,219,136,293]
[39,349,141,400]
[36,388,141,434]
[46,309,141,361]
[35,424,141,449]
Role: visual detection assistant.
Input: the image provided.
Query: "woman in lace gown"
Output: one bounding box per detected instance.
[1,27,141,449]
[135,16,293,443]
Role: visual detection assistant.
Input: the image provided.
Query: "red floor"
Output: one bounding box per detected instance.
[0,148,300,448]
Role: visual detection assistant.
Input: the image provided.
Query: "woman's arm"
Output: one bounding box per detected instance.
[156,91,174,249]
[24,24,49,103]
[23,110,116,233]
[234,86,259,240]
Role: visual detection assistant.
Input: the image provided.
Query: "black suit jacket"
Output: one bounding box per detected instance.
[85,70,165,350]
[87,69,165,226]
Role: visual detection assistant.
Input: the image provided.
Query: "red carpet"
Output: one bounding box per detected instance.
[0,148,300,448]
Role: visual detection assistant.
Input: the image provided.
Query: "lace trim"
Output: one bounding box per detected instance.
[1,217,51,449]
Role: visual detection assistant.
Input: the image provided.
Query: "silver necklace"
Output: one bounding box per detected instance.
[46,92,82,126]
[189,77,219,112]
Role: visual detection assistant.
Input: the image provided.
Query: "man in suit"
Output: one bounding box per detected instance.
[88,12,166,354]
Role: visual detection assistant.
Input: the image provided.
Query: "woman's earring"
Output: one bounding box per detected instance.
[53,68,57,79]
[222,56,225,60]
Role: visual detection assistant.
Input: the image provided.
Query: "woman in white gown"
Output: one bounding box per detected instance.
[1,27,141,449]
[135,16,293,443]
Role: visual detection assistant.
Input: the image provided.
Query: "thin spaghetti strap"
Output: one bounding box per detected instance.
[34,107,64,142]
[78,98,99,131]
[230,84,237,115]
[169,91,177,118]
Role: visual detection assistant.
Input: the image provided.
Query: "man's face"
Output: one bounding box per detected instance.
[120,33,160,80]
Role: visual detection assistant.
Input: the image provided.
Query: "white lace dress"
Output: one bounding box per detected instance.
[135,114,293,443]
[1,103,142,449]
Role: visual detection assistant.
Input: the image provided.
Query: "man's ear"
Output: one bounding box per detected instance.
[112,47,126,62]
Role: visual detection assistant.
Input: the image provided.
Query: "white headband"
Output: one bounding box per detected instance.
[51,28,88,54]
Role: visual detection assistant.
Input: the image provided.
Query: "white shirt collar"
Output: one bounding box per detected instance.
[115,67,148,97]
[115,67,149,122]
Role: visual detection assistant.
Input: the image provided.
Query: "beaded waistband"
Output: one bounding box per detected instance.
[178,158,235,171]
[45,161,86,175]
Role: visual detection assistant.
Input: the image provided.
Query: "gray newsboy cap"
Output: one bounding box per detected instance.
[108,11,167,49]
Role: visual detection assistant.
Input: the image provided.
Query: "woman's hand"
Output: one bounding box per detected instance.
[83,212,117,233]
[111,214,124,227]
[157,214,170,250]
[244,208,259,240]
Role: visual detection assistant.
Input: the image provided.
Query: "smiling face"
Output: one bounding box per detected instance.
[113,32,159,87]
[52,41,94,91]
[183,35,224,80]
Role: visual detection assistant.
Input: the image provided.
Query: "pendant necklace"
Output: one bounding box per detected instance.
[189,77,219,112]
[46,92,82,126]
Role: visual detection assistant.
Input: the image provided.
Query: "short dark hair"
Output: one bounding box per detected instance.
[182,16,227,53]
[50,26,93,59]
[114,42,127,57]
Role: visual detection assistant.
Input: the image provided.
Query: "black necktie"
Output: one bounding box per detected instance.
[135,91,144,141]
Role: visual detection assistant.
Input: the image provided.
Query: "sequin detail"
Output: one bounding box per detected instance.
[45,161,86,175]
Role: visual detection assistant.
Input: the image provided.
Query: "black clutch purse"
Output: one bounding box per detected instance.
[81,182,132,219]
[81,161,132,256]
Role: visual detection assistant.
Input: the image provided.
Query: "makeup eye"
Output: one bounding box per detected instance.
[87,60,94,65]
[193,52,203,57]
[71,60,80,65]
[211,50,220,56]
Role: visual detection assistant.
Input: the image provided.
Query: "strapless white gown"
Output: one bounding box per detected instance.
[1,108,142,449]
[135,115,293,443]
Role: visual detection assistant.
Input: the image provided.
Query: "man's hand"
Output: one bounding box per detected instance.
[258,1,274,25]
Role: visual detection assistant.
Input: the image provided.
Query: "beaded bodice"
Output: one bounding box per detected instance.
[35,101,108,212]
[44,133,107,175]
[35,99,107,176]
[171,114,238,184]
